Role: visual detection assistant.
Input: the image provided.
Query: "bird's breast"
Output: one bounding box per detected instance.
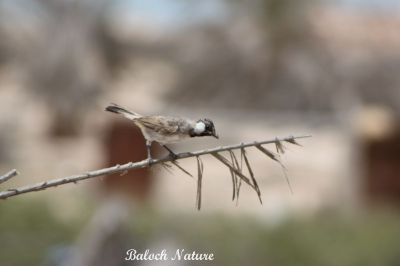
[141,127,190,144]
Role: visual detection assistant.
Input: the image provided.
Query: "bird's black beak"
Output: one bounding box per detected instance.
[213,132,219,139]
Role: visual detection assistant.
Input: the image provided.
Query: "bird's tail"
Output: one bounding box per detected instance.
[105,103,141,120]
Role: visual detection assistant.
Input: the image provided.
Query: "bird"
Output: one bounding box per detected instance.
[105,103,218,162]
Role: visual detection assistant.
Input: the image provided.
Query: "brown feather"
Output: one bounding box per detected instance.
[137,116,180,136]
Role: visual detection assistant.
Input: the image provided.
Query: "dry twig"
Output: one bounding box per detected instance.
[0,135,311,205]
[0,169,18,185]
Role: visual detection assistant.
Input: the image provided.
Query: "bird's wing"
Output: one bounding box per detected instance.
[137,116,180,136]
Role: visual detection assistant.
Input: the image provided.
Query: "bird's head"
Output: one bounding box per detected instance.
[193,118,219,139]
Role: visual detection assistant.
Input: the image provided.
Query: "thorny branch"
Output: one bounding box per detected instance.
[0,135,311,208]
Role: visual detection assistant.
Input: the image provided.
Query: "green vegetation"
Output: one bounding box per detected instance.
[0,198,87,266]
[1,199,400,266]
[132,211,400,266]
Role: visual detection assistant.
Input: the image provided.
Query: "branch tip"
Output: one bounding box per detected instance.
[0,169,19,185]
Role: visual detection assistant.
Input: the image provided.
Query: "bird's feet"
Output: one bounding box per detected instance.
[147,157,154,165]
[168,151,178,160]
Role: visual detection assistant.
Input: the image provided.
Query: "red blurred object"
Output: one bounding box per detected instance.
[364,129,400,206]
[103,121,161,202]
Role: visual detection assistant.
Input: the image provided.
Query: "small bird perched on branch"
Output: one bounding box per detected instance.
[105,103,219,162]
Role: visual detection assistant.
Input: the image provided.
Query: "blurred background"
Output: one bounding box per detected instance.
[1,0,400,265]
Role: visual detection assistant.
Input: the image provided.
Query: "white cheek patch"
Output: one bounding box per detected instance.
[194,122,206,134]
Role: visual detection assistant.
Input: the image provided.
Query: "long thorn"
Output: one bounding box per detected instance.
[171,161,193,178]
[256,145,292,194]
[211,153,254,189]
[241,148,262,205]
[228,151,237,201]
[196,156,204,210]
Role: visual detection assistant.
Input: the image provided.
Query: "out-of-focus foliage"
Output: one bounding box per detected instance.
[0,199,89,266]
[0,0,122,136]
[132,211,400,266]
[1,199,399,266]
[167,0,341,112]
